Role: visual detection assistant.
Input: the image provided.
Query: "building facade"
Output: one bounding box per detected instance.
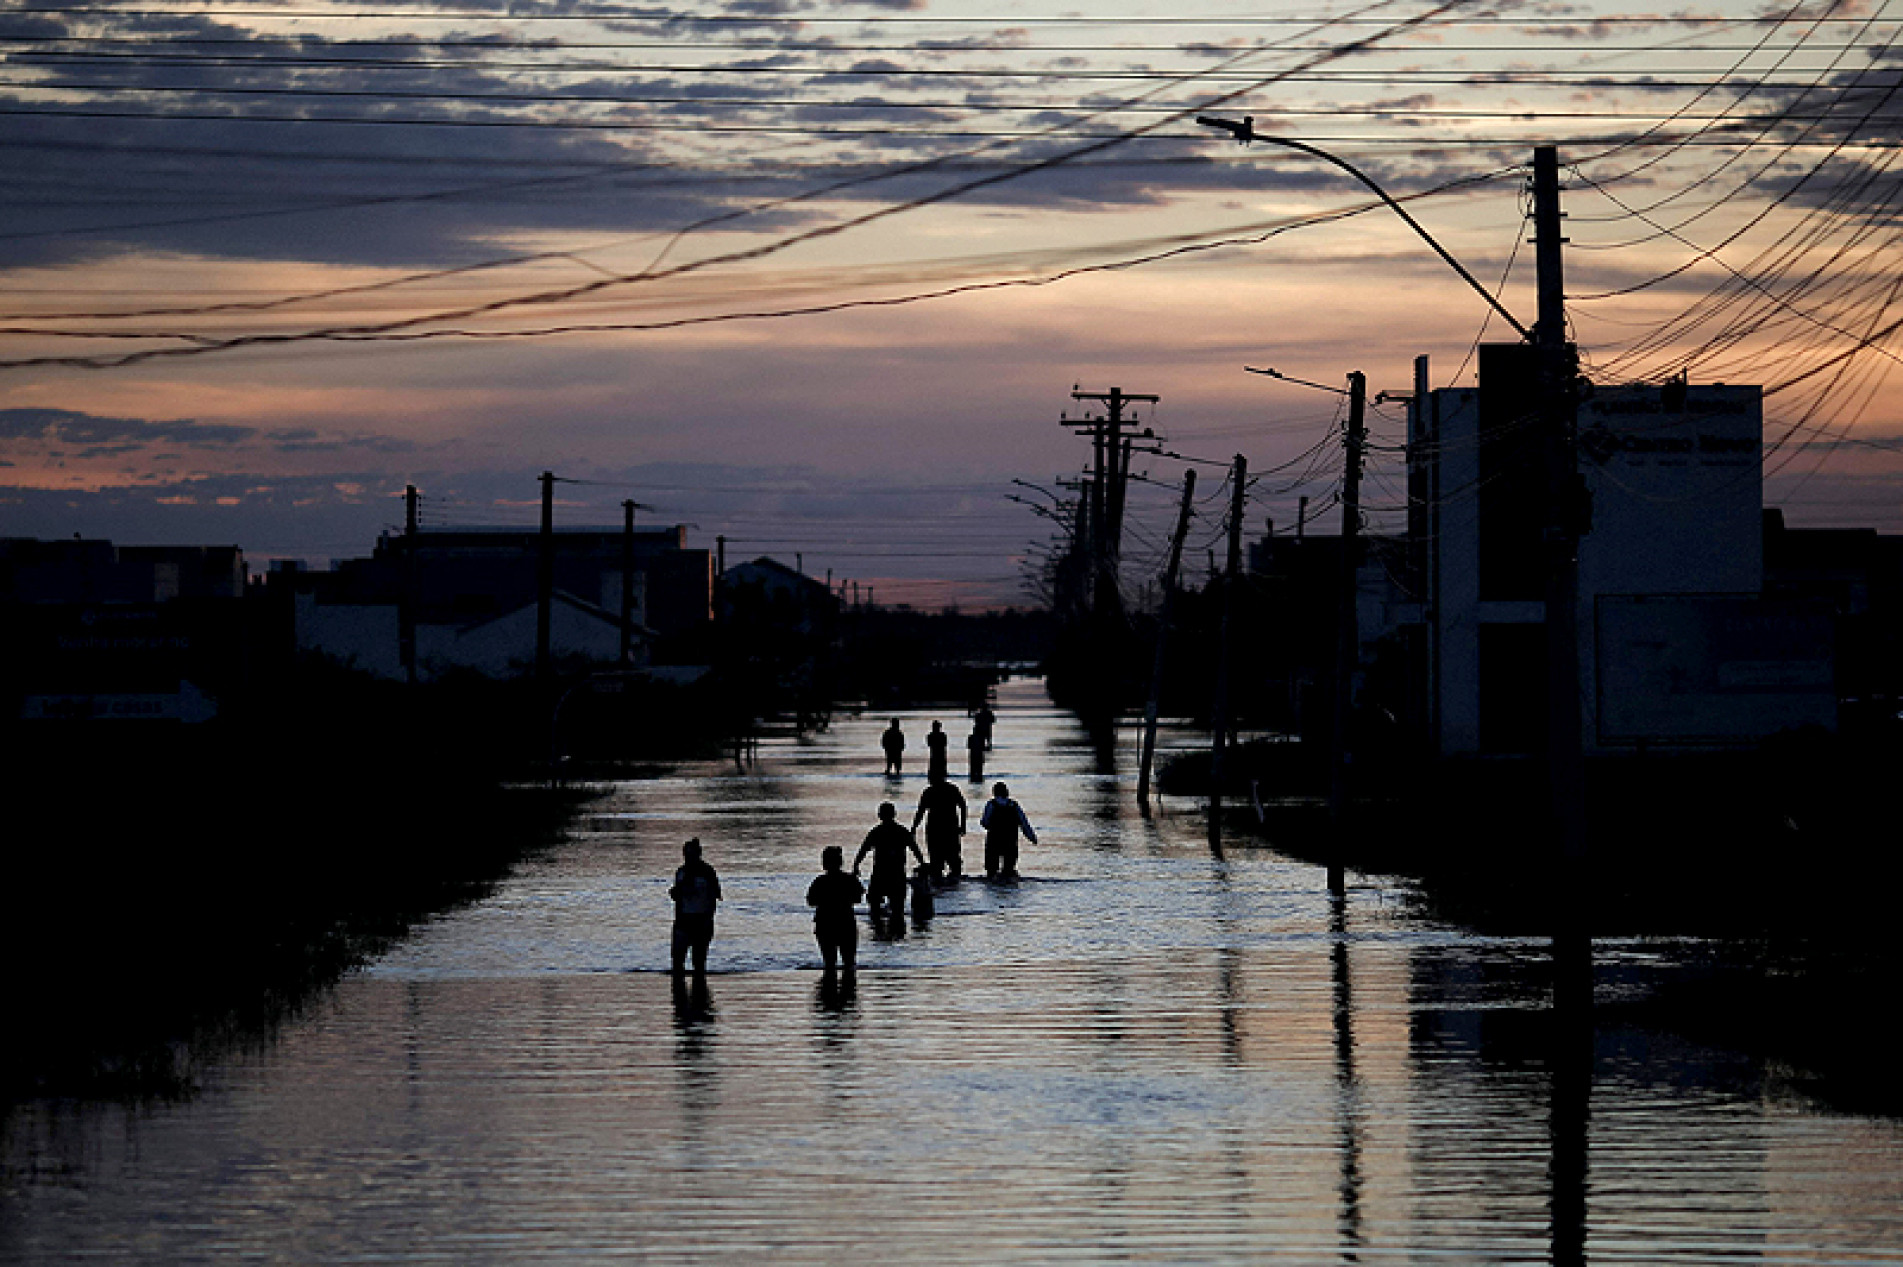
[1406,346,1834,756]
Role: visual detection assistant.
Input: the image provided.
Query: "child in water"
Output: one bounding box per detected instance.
[806,845,865,975]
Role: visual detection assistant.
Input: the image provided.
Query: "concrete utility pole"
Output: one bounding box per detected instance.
[536,470,554,690]
[1208,455,1248,833]
[401,484,418,686]
[1328,373,1367,893]
[1533,146,1590,880]
[1138,469,1197,805]
[621,500,637,665]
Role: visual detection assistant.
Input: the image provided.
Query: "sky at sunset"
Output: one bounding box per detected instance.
[4,0,1901,606]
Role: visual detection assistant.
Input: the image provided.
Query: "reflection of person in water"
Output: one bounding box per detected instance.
[881,719,906,776]
[980,783,1037,879]
[925,720,949,780]
[967,727,986,783]
[668,837,722,976]
[806,845,865,976]
[911,772,967,879]
[853,801,927,918]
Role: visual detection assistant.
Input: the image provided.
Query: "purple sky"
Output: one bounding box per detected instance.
[5,0,1902,607]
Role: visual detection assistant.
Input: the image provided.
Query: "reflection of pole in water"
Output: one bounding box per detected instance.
[1331,894,1364,1260]
[1549,928,1592,1267]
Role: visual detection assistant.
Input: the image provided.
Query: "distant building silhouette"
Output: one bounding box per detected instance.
[718,557,840,635]
[2,538,244,604]
[273,524,708,682]
[2,537,248,721]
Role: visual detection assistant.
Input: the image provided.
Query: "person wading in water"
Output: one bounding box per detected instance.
[925,720,950,780]
[980,783,1037,880]
[911,771,968,880]
[668,837,722,976]
[881,719,906,776]
[853,801,927,920]
[806,846,864,978]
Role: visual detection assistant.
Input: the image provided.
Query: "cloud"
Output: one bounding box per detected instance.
[0,407,255,448]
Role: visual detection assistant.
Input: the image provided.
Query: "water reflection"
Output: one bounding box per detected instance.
[1549,930,1592,1267]
[813,973,858,1019]
[1332,894,1364,1261]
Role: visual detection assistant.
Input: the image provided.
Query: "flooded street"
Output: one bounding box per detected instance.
[5,678,1902,1263]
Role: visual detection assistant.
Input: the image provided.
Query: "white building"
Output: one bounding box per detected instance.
[294,588,652,681]
[1406,347,1833,756]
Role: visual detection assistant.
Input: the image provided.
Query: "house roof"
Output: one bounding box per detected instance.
[445,589,658,638]
[724,556,833,596]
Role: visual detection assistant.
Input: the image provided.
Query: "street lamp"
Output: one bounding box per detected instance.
[1194,118,1531,340]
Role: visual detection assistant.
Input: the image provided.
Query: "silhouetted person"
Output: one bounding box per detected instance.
[980,782,1037,879]
[669,837,721,976]
[972,701,997,750]
[881,718,906,776]
[911,771,967,879]
[854,801,926,919]
[925,720,949,779]
[967,727,986,783]
[806,845,865,977]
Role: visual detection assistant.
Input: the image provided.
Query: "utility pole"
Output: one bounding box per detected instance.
[1328,373,1367,892]
[1065,387,1159,619]
[1297,495,1309,541]
[621,500,637,665]
[1137,469,1197,805]
[401,484,418,686]
[536,470,554,691]
[1208,455,1247,834]
[1533,146,1591,925]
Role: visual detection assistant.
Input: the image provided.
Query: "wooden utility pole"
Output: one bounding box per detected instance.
[1066,387,1158,619]
[401,484,418,686]
[1533,146,1589,879]
[1137,469,1197,805]
[1533,147,1592,966]
[1208,455,1247,831]
[536,470,554,690]
[620,500,637,664]
[1328,373,1367,892]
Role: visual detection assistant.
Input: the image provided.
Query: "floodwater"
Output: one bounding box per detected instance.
[5,680,1902,1264]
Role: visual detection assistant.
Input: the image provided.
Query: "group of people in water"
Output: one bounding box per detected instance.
[881,703,995,782]
[668,703,1037,983]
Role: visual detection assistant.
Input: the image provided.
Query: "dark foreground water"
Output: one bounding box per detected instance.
[4,679,1901,1263]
